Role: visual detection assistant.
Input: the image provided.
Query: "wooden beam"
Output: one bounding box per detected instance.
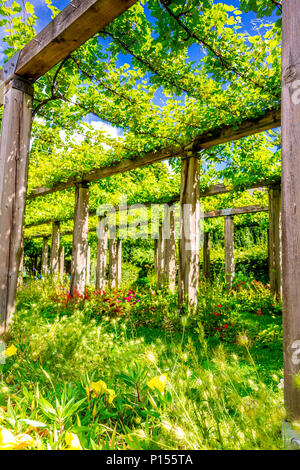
[25,179,276,230]
[268,186,282,300]
[50,221,60,275]
[26,203,270,240]
[0,79,33,334]
[178,153,201,309]
[3,0,138,83]
[156,224,165,288]
[109,237,121,289]
[224,216,235,289]
[203,232,211,281]
[163,203,176,292]
[70,184,89,295]
[281,0,300,422]
[41,236,49,276]
[27,109,281,201]
[96,217,108,291]
[204,205,268,219]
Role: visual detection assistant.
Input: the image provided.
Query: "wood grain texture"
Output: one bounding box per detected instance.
[163,204,176,292]
[0,82,33,333]
[70,184,89,295]
[96,217,108,290]
[224,216,234,289]
[203,232,211,281]
[50,221,60,275]
[8,0,138,82]
[108,237,121,288]
[268,186,282,300]
[41,236,49,276]
[178,154,201,309]
[281,0,300,421]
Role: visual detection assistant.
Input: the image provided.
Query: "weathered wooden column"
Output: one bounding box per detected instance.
[224,216,234,289]
[70,183,89,296]
[50,222,60,275]
[109,238,122,289]
[203,232,211,281]
[163,204,176,291]
[96,217,108,290]
[41,237,49,276]
[269,185,282,300]
[281,0,300,425]
[156,224,165,287]
[178,153,201,309]
[59,246,65,276]
[0,76,34,334]
[86,245,91,285]
[117,240,122,288]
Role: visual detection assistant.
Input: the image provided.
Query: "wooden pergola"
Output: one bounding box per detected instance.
[0,0,298,429]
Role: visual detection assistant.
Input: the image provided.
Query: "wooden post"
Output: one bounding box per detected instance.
[96,217,108,291]
[50,222,60,275]
[117,240,122,288]
[225,216,234,289]
[0,77,33,334]
[203,232,211,281]
[59,246,65,276]
[109,238,118,289]
[70,183,89,295]
[269,186,282,300]
[281,0,300,422]
[41,237,49,276]
[178,153,201,309]
[86,245,91,285]
[157,224,165,287]
[163,204,176,292]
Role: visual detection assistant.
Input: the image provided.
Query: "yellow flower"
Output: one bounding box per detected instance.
[147,374,168,393]
[5,345,17,357]
[65,432,82,450]
[107,389,116,404]
[15,433,36,450]
[89,380,107,396]
[0,428,17,450]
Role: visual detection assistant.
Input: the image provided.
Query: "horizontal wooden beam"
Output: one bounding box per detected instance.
[26,204,270,239]
[25,178,279,229]
[2,0,138,83]
[27,108,281,200]
[204,205,269,219]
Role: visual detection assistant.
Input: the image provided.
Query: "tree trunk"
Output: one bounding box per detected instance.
[0,78,33,334]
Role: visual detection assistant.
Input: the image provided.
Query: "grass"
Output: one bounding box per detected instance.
[0,276,286,450]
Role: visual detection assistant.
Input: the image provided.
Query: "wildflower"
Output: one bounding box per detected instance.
[15,433,36,450]
[65,432,82,450]
[5,345,17,357]
[0,429,17,450]
[237,333,249,347]
[107,389,116,404]
[278,379,284,390]
[217,304,222,308]
[88,380,107,396]
[147,374,168,393]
